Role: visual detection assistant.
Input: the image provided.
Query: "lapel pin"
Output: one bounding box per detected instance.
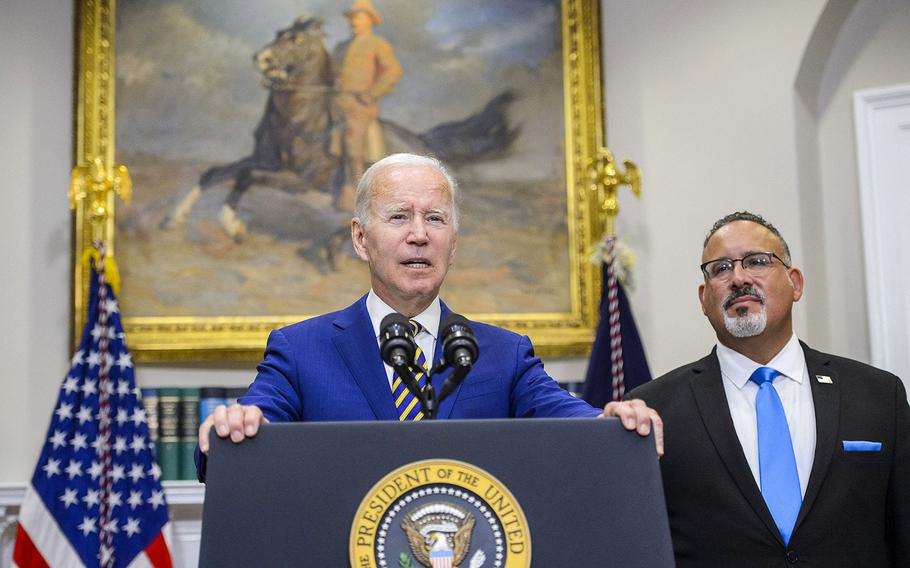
[815,375,833,384]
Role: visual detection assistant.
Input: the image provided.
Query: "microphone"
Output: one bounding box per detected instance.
[379,312,434,418]
[440,313,479,368]
[379,313,416,368]
[437,314,479,405]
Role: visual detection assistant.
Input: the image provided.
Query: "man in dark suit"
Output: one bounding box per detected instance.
[629,211,909,567]
[197,152,662,477]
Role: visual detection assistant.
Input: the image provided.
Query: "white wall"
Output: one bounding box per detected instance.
[1,0,76,482]
[601,0,826,373]
[3,0,908,482]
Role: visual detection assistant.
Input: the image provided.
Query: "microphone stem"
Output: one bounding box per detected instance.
[438,365,470,404]
[424,387,437,420]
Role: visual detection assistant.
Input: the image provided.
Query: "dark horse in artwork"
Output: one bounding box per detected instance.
[162,16,519,268]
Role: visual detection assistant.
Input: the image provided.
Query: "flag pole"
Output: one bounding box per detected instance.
[69,157,132,245]
[586,146,640,237]
[582,147,650,404]
[68,117,134,567]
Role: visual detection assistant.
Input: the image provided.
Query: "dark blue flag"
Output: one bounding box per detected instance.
[583,254,652,407]
[14,259,173,568]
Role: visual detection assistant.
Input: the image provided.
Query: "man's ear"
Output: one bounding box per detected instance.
[351,218,369,262]
[698,282,709,316]
[788,267,804,302]
[448,233,457,266]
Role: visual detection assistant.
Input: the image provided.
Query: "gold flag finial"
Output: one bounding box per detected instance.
[587,147,641,236]
[69,157,132,242]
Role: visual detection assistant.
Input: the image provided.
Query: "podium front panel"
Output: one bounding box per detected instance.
[200,418,673,567]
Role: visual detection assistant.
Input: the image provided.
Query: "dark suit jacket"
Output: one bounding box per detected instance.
[196,295,600,480]
[628,342,909,567]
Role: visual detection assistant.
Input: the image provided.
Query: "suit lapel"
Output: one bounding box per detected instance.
[793,343,840,531]
[331,296,398,420]
[689,350,784,544]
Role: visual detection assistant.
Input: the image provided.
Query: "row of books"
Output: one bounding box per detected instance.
[140,387,248,481]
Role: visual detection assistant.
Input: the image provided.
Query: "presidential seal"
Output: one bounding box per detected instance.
[350,459,531,568]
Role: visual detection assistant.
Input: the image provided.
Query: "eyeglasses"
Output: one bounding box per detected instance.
[700,252,790,280]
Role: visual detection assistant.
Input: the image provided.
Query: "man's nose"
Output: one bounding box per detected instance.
[407,220,429,244]
[730,261,753,287]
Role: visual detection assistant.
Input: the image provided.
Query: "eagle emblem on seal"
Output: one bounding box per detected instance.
[401,502,476,568]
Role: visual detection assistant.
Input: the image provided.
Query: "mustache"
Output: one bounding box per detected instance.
[722,286,765,310]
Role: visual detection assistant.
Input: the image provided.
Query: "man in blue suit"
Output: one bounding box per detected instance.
[197,153,662,476]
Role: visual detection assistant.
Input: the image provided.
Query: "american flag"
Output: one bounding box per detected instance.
[13,254,173,568]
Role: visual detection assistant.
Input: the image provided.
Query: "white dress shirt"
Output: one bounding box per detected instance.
[366,290,441,389]
[718,332,816,497]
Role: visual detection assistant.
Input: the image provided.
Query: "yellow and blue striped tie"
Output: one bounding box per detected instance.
[392,320,429,421]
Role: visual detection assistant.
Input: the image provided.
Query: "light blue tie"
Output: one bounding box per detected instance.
[750,366,802,545]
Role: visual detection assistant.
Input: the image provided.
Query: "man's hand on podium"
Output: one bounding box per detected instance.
[601,400,664,458]
[199,403,269,455]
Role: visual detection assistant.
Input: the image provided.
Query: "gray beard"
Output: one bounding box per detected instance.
[723,305,767,337]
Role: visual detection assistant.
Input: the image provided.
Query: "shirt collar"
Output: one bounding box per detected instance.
[366,290,440,341]
[717,332,805,389]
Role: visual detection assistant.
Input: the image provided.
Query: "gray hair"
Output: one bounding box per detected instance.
[703,211,791,265]
[354,153,460,231]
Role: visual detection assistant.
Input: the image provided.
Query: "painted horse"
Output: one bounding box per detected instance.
[162,16,519,269]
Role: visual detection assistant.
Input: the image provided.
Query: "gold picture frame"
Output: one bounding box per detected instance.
[72,0,606,361]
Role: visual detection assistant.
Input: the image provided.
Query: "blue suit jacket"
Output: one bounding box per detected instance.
[196,296,599,480]
[243,295,600,421]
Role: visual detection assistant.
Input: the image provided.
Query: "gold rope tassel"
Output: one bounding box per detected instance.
[81,247,122,296]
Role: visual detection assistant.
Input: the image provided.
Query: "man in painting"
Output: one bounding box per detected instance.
[627,211,909,566]
[332,0,403,210]
[195,153,663,480]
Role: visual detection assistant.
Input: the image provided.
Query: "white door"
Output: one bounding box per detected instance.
[854,84,910,392]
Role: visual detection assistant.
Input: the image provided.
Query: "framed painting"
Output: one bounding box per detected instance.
[73,0,606,361]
